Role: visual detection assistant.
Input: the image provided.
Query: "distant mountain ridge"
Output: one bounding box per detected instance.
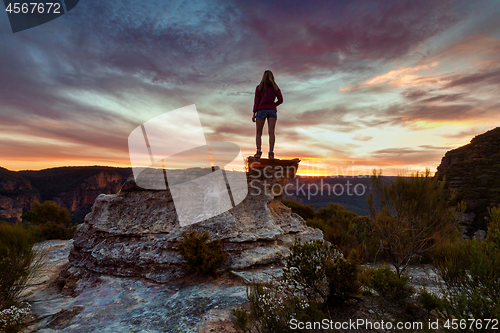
[436,127,500,235]
[0,167,39,222]
[0,166,131,223]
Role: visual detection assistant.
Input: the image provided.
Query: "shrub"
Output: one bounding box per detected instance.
[235,240,360,332]
[326,250,361,306]
[417,288,441,314]
[176,230,226,274]
[486,206,500,245]
[0,222,46,304]
[231,306,250,332]
[22,201,75,241]
[0,304,32,333]
[433,236,500,326]
[365,265,415,302]
[244,282,322,333]
[302,203,378,262]
[282,239,360,306]
[367,169,459,276]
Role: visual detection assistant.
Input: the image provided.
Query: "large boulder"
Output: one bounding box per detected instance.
[66,158,323,283]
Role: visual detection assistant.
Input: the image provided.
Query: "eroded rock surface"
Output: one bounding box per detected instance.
[66,158,323,283]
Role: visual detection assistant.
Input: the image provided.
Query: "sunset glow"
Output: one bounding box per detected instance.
[1,0,500,175]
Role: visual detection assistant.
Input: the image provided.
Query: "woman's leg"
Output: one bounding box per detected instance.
[256,119,265,151]
[268,117,276,152]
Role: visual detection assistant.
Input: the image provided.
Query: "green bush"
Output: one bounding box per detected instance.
[365,265,415,302]
[176,230,226,275]
[282,239,360,306]
[295,202,377,262]
[417,288,441,314]
[487,206,500,245]
[433,236,500,327]
[0,222,45,305]
[244,282,322,333]
[22,201,75,241]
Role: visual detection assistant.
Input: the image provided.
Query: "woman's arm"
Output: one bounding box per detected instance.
[275,89,283,107]
[253,86,261,113]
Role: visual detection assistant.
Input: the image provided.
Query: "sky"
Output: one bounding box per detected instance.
[1,0,500,176]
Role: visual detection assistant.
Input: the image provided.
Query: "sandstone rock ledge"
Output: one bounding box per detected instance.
[65,158,323,283]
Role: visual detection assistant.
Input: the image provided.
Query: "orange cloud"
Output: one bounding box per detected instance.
[340,62,440,91]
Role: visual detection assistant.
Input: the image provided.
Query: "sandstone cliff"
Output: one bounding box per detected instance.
[19,166,131,222]
[65,158,323,283]
[0,167,39,222]
[435,127,500,234]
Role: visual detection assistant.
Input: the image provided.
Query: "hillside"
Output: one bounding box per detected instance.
[435,127,500,233]
[0,167,39,222]
[0,166,132,223]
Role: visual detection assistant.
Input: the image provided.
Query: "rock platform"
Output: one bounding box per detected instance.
[65,157,323,283]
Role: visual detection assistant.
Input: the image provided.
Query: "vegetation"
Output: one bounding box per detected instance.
[233,240,360,332]
[363,265,415,302]
[283,201,378,261]
[432,217,500,328]
[22,201,76,241]
[0,222,45,333]
[282,239,360,306]
[0,304,32,333]
[367,169,460,276]
[176,230,227,275]
[0,222,46,305]
[417,288,441,314]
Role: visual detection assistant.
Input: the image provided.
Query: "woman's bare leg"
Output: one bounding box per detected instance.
[268,117,276,152]
[256,119,265,151]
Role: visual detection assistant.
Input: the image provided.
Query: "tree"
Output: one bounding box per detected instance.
[22,201,75,241]
[367,169,459,277]
[22,201,71,226]
[0,222,46,304]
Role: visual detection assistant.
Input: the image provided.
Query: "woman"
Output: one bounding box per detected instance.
[252,70,283,159]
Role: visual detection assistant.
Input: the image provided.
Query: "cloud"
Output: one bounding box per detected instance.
[352,135,373,142]
[439,127,491,139]
[340,62,440,91]
[368,147,445,166]
[419,145,454,150]
[443,68,500,89]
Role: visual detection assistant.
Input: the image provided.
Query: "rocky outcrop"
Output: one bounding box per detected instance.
[66,158,323,283]
[0,167,39,222]
[435,127,500,234]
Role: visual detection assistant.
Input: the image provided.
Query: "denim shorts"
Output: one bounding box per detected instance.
[255,109,277,120]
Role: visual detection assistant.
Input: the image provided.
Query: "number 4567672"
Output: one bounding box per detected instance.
[5,2,61,14]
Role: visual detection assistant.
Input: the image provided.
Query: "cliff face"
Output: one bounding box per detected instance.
[50,171,127,222]
[19,166,131,223]
[435,127,500,234]
[66,158,323,283]
[0,167,39,222]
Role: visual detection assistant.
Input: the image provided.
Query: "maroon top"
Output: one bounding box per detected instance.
[253,85,283,113]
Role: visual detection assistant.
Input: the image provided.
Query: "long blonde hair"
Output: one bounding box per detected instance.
[258,70,279,95]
